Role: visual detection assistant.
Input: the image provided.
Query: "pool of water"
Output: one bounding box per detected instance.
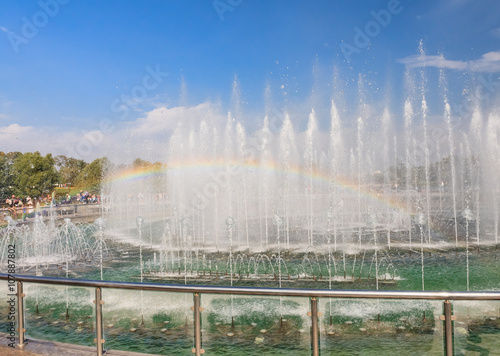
[1,224,499,355]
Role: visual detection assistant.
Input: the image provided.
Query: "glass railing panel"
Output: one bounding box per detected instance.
[23,282,95,347]
[201,294,311,355]
[0,279,18,345]
[319,298,443,355]
[101,289,193,355]
[453,300,500,354]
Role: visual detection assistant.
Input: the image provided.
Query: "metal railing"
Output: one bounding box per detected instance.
[1,273,500,356]
[1,203,103,225]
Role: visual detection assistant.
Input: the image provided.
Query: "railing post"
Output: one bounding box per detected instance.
[192,293,204,355]
[309,297,320,356]
[94,287,105,356]
[17,281,26,348]
[443,300,454,356]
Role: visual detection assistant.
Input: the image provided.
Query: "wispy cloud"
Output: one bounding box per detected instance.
[415,0,472,20]
[0,26,13,35]
[399,51,500,72]
[491,27,500,39]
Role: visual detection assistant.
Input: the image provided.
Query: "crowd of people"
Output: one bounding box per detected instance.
[3,195,33,221]
[2,190,102,223]
[75,190,100,204]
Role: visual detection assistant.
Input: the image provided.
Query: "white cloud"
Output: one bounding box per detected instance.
[0,102,228,164]
[469,51,500,72]
[399,54,467,70]
[129,101,225,137]
[399,51,500,72]
[0,123,33,136]
[0,124,71,155]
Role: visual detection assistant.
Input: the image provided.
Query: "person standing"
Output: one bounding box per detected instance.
[22,203,27,221]
[9,196,16,219]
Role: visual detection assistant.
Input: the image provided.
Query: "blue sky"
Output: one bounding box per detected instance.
[0,0,499,161]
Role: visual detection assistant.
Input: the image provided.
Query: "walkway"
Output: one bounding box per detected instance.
[0,333,159,356]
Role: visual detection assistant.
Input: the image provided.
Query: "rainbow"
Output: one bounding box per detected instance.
[106,159,407,212]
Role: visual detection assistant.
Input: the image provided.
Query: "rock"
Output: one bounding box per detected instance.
[455,327,468,336]
[254,337,264,344]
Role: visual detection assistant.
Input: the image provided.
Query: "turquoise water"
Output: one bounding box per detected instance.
[1,225,499,355]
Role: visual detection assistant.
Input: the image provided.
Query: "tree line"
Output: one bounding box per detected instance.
[0,151,110,199]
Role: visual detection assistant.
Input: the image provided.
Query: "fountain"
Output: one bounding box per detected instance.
[1,59,500,354]
[99,68,499,289]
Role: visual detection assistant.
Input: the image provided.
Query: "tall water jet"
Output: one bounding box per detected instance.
[224,114,235,231]
[419,41,432,244]
[279,114,295,249]
[259,116,272,249]
[305,109,318,247]
[328,99,343,252]
[404,95,414,250]
[381,107,392,249]
[356,115,364,247]
[212,127,220,251]
[486,113,499,245]
[470,91,483,247]
[441,69,459,246]
[463,133,474,291]
[356,75,367,250]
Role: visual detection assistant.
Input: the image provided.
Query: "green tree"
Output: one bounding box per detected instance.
[55,155,87,185]
[0,152,23,198]
[131,158,165,192]
[11,152,59,198]
[132,157,153,168]
[75,157,112,192]
[0,152,12,198]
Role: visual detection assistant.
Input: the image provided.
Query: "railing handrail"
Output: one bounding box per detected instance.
[1,273,499,300]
